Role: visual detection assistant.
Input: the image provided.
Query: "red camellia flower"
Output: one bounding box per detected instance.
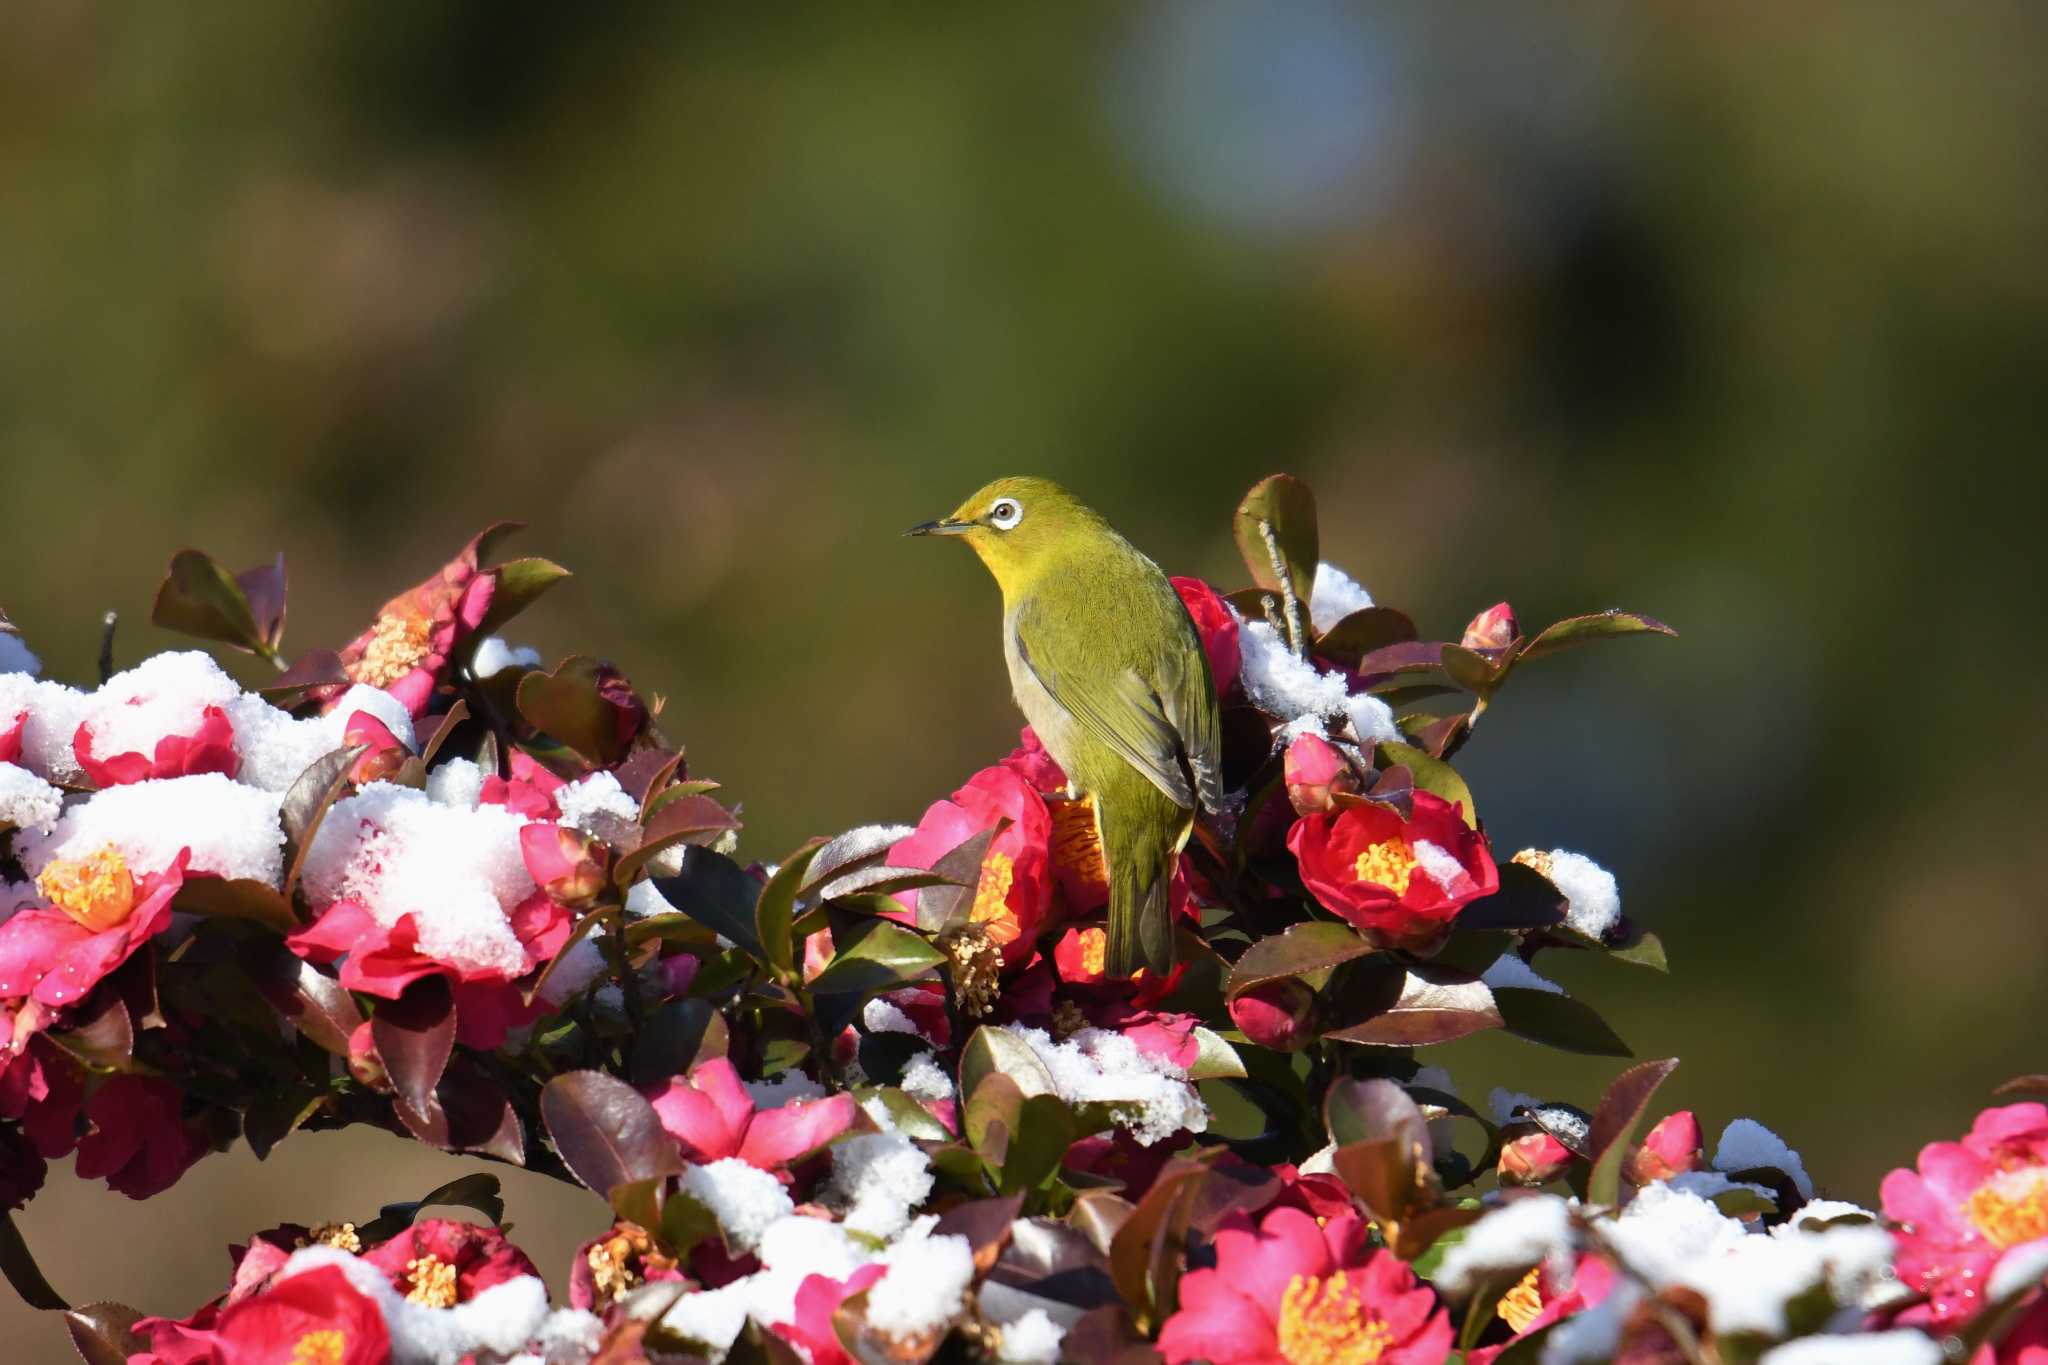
[1883,1103,2048,1327]
[73,705,240,788]
[361,1218,539,1306]
[1470,1255,1616,1365]
[1157,1207,1452,1365]
[75,1074,206,1199]
[1171,576,1242,696]
[0,709,25,763]
[1286,791,1497,948]
[211,1264,390,1365]
[342,708,412,786]
[1497,1130,1575,1186]
[889,766,1052,965]
[0,846,190,1006]
[481,750,566,819]
[1229,979,1318,1053]
[337,525,504,717]
[520,823,610,909]
[645,1057,856,1172]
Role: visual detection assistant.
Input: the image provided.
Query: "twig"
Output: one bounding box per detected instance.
[1258,520,1305,657]
[97,610,118,684]
[462,662,516,780]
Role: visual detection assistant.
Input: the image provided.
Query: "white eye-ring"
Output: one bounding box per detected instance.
[988,498,1023,530]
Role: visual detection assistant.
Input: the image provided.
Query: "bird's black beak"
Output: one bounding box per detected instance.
[905,518,975,537]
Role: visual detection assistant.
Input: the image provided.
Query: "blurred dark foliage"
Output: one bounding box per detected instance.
[2,0,2045,1346]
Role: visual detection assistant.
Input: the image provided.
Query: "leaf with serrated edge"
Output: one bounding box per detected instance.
[1520,610,1676,663]
[1584,1058,1680,1206]
[540,1071,683,1195]
[1226,921,1374,997]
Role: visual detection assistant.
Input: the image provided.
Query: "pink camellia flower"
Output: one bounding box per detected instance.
[571,1220,687,1311]
[342,708,412,786]
[1158,1207,1452,1365]
[1470,1255,1615,1365]
[1883,1103,2048,1327]
[1000,726,1067,794]
[74,705,239,788]
[521,823,610,909]
[75,1074,206,1199]
[1230,979,1319,1053]
[361,1218,539,1306]
[1284,732,1356,817]
[1287,791,1498,949]
[481,750,566,819]
[772,1264,886,1365]
[646,1057,856,1172]
[1978,1283,2048,1365]
[1171,576,1242,696]
[1267,1162,1358,1223]
[1461,601,1520,652]
[1498,1130,1575,1187]
[0,709,24,763]
[0,847,190,1006]
[889,765,1052,967]
[337,527,504,717]
[1627,1111,1704,1184]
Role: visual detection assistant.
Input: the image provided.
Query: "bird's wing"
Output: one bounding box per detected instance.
[1011,597,1221,814]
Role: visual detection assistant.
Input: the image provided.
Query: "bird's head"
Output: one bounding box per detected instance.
[906,476,1106,596]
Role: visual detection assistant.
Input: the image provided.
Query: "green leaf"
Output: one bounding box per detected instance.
[244,1085,331,1160]
[860,1087,953,1142]
[150,548,268,656]
[1183,1027,1246,1081]
[966,1073,1026,1165]
[1520,610,1676,663]
[958,1025,1057,1109]
[353,1173,506,1245]
[755,839,827,974]
[1225,921,1375,997]
[660,1189,720,1261]
[465,557,571,648]
[1232,475,1319,631]
[1608,928,1669,972]
[610,1176,665,1233]
[629,999,728,1085]
[515,656,638,766]
[808,919,947,1038]
[1002,1094,1079,1196]
[1583,1057,1680,1206]
[1375,741,1477,827]
[1494,988,1632,1057]
[615,797,745,888]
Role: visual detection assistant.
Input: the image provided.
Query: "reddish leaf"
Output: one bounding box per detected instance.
[235,553,289,654]
[172,877,298,934]
[1225,921,1375,998]
[1321,964,1501,1047]
[1994,1075,2048,1098]
[281,744,369,903]
[1108,1159,1207,1331]
[65,1302,143,1365]
[251,948,365,1056]
[47,992,133,1072]
[540,1071,683,1196]
[1520,610,1676,663]
[150,549,265,656]
[1584,1058,1681,1206]
[371,977,456,1128]
[1314,607,1419,669]
[612,795,743,887]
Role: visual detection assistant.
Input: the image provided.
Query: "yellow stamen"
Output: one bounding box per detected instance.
[1512,848,1556,881]
[969,849,1018,944]
[1075,926,1107,979]
[291,1330,348,1365]
[1276,1272,1393,1365]
[404,1253,459,1308]
[36,846,137,933]
[1352,837,1416,895]
[1965,1169,2048,1250]
[304,1221,363,1254]
[939,923,1002,1017]
[351,612,432,687]
[1498,1266,1544,1333]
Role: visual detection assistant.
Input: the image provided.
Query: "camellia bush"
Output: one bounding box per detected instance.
[0,475,2042,1365]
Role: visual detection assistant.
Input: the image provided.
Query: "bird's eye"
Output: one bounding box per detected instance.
[989,498,1023,530]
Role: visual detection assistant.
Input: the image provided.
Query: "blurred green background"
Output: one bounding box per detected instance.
[5,0,2046,1350]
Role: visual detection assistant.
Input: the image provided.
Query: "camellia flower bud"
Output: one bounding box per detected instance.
[347,1021,387,1091]
[1627,1109,1705,1184]
[1227,978,1318,1053]
[1461,601,1519,652]
[1498,1129,1575,1186]
[519,823,610,909]
[1283,732,1355,817]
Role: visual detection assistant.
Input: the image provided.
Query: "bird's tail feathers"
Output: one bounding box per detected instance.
[1105,858,1175,978]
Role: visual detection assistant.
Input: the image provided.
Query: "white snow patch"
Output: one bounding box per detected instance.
[554,771,641,849]
[275,1246,549,1365]
[1759,1333,1942,1365]
[656,1281,751,1360]
[18,774,285,883]
[1483,954,1564,996]
[301,782,534,977]
[866,1233,974,1342]
[1545,850,1622,940]
[227,684,417,793]
[473,637,543,678]
[1714,1119,1815,1200]
[862,997,920,1035]
[1988,1238,2048,1301]
[994,1307,1067,1364]
[1310,562,1374,633]
[0,764,62,835]
[78,651,240,762]
[828,1132,935,1240]
[680,1158,795,1254]
[744,1072,826,1107]
[425,757,486,809]
[900,1052,955,1103]
[1014,1026,1206,1146]
[1435,1195,1575,1294]
[0,676,90,785]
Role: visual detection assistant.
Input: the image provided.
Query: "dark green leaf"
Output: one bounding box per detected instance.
[46,993,133,1072]
[355,1173,505,1244]
[1002,1094,1078,1196]
[466,557,571,648]
[916,825,1001,934]
[244,1085,330,1160]
[614,797,744,888]
[540,1071,684,1195]
[1520,610,1676,663]
[1495,988,1631,1057]
[1375,742,1477,827]
[958,1025,1056,1109]
[809,918,946,1038]
[1455,864,1566,932]
[1608,927,1669,972]
[630,999,727,1085]
[661,1189,720,1261]
[516,656,636,766]
[645,848,762,960]
[966,1073,1025,1166]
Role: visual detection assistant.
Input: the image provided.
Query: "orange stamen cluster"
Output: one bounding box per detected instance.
[403,1253,459,1308]
[290,1330,348,1365]
[351,612,432,687]
[1352,838,1416,895]
[36,845,137,933]
[1497,1265,1544,1333]
[1275,1272,1393,1365]
[1965,1168,2048,1249]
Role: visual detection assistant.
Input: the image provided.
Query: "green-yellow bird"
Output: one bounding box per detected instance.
[909,477,1222,976]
